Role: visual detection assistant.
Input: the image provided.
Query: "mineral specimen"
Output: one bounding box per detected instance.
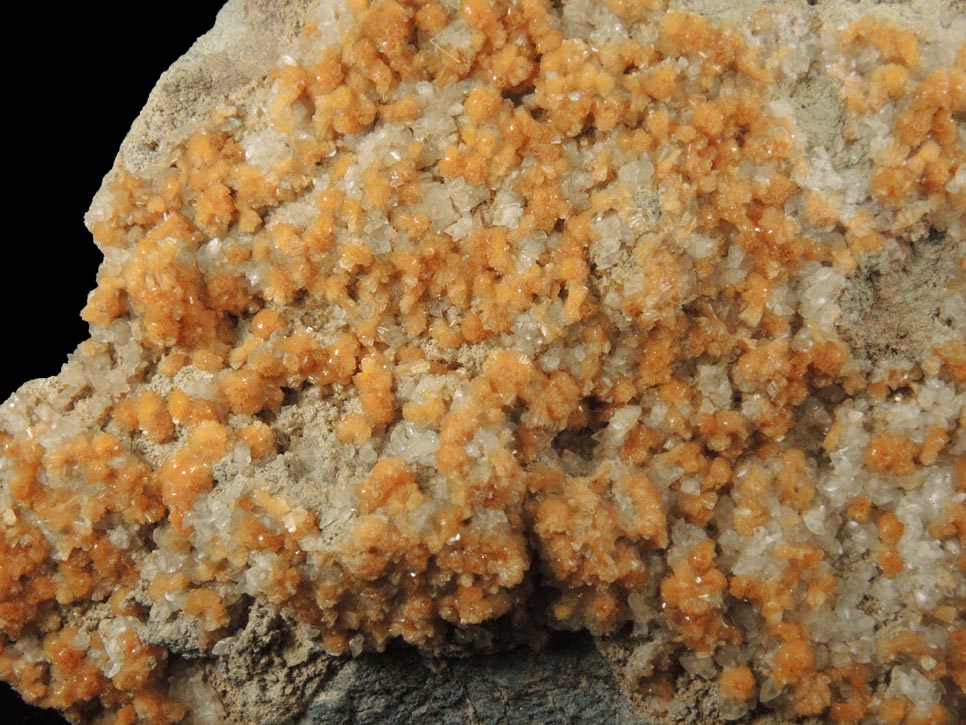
[2,0,965,723]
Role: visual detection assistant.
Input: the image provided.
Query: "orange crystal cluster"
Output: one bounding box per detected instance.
[1,1,964,723]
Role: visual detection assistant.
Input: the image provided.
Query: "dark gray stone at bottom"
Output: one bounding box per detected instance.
[298,633,647,725]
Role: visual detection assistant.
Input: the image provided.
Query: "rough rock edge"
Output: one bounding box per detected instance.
[86,0,312,230]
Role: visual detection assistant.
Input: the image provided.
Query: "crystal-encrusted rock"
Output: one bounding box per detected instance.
[2,1,964,723]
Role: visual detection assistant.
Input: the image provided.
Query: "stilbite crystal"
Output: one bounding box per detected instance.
[1,1,965,723]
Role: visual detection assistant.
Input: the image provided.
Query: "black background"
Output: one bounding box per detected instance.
[2,3,224,723]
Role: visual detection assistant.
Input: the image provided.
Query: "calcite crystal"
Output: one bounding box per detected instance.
[2,0,965,722]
